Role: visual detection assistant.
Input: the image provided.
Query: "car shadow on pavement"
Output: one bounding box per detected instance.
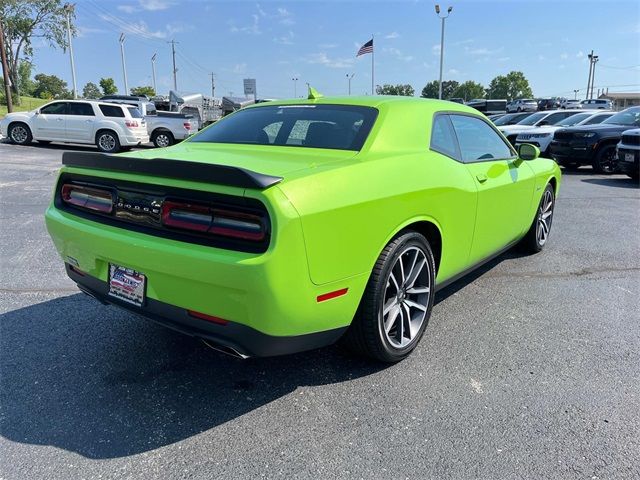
[581,177,639,188]
[0,293,384,459]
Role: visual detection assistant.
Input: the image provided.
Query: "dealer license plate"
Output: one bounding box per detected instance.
[625,153,634,163]
[108,263,146,307]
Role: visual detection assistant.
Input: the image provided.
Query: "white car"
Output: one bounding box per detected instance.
[616,128,639,180]
[0,100,149,153]
[515,111,615,155]
[560,99,582,109]
[498,109,583,145]
[580,99,613,110]
[506,99,538,113]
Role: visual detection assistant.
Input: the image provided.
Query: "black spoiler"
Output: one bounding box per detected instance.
[61,152,283,190]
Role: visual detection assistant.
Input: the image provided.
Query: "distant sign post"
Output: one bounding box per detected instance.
[243,78,257,102]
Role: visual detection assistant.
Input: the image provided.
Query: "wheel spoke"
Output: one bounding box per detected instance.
[384,305,400,334]
[398,252,406,284]
[388,271,400,292]
[404,299,427,312]
[402,303,412,341]
[406,258,426,289]
[407,286,430,295]
[383,297,398,316]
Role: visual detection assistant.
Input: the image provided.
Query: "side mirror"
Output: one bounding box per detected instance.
[518,143,540,161]
[34,110,40,115]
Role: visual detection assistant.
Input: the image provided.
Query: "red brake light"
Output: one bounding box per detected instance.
[187,310,228,325]
[125,120,139,128]
[61,184,113,213]
[183,122,192,130]
[161,200,265,241]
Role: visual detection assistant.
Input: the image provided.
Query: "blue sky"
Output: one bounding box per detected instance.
[30,0,640,99]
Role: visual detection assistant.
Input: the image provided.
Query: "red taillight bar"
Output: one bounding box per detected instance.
[183,122,192,130]
[125,120,139,128]
[61,184,114,213]
[187,310,229,325]
[317,288,349,302]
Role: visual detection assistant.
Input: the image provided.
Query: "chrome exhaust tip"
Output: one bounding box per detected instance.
[201,339,250,360]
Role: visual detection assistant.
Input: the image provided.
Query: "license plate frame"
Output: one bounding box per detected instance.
[108,263,146,307]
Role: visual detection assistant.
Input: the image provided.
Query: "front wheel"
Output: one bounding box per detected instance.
[521,183,555,253]
[8,123,32,145]
[592,145,617,174]
[342,231,435,363]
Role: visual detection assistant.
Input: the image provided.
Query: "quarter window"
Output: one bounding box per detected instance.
[40,102,68,115]
[99,105,126,118]
[430,114,459,159]
[68,102,95,116]
[450,114,514,163]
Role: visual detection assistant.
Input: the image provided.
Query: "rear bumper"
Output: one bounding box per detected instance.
[121,134,150,146]
[67,264,347,357]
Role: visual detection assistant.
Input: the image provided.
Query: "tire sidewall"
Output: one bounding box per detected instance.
[153,131,174,148]
[373,233,436,361]
[96,131,120,153]
[594,145,617,174]
[535,184,555,250]
[9,123,32,145]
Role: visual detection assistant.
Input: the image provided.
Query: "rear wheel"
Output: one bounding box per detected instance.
[152,130,174,148]
[96,131,120,153]
[8,123,32,145]
[342,231,435,363]
[592,145,617,174]
[521,183,555,253]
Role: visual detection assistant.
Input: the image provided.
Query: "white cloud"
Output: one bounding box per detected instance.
[497,56,510,62]
[383,47,413,62]
[306,52,354,69]
[99,15,167,38]
[319,43,338,49]
[465,46,503,56]
[117,0,174,13]
[233,63,247,74]
[274,31,294,45]
[448,68,460,75]
[385,31,400,39]
[117,5,136,13]
[453,38,474,46]
[276,7,295,25]
[230,14,261,35]
[560,53,568,60]
[432,44,441,56]
[76,26,107,37]
[576,50,585,59]
[538,54,546,61]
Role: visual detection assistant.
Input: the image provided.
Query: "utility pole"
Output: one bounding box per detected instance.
[435,5,453,100]
[0,21,13,113]
[119,33,129,94]
[151,53,157,94]
[64,4,78,99]
[168,39,178,90]
[292,77,299,98]
[209,73,215,97]
[586,50,594,101]
[346,73,355,95]
[590,55,599,100]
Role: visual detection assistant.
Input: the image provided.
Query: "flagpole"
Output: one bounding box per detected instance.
[371,34,374,95]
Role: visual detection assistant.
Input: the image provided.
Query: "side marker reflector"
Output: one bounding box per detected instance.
[187,310,229,325]
[317,288,348,303]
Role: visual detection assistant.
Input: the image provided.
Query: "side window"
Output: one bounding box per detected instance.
[450,114,514,163]
[98,105,125,118]
[68,102,95,116]
[544,112,573,125]
[40,102,68,115]
[430,114,459,159]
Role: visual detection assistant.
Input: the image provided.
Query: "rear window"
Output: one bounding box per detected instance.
[127,107,143,118]
[191,104,378,151]
[99,105,125,118]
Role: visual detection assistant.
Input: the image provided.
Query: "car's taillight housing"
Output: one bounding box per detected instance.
[125,120,139,128]
[161,200,266,241]
[183,122,192,130]
[61,183,114,213]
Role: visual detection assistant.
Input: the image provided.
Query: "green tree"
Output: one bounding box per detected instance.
[130,85,155,97]
[452,81,485,101]
[82,81,101,99]
[375,84,414,96]
[0,0,73,97]
[487,71,533,100]
[33,73,68,99]
[99,77,117,95]
[17,60,35,96]
[420,80,459,99]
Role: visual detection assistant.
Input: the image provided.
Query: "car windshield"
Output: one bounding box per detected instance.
[603,108,640,127]
[494,113,527,126]
[191,104,378,151]
[517,112,546,125]
[557,113,591,126]
[522,99,535,103]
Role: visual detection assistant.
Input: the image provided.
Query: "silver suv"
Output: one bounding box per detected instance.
[580,99,613,110]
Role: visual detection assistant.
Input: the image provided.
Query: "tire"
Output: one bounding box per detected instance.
[95,130,120,153]
[37,140,51,145]
[517,107,522,112]
[561,162,580,171]
[152,130,174,148]
[8,123,32,145]
[341,231,436,363]
[521,183,555,253]
[592,145,617,174]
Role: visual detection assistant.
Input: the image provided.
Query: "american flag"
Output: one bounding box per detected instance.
[356,39,373,57]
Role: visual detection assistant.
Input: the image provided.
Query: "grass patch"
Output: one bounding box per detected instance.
[1,96,49,118]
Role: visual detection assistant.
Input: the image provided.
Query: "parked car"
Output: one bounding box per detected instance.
[537,98,561,111]
[506,99,538,113]
[465,99,507,115]
[615,128,640,180]
[560,99,582,109]
[100,96,198,148]
[580,99,613,110]
[0,100,149,153]
[448,98,465,104]
[487,113,505,121]
[492,112,534,126]
[498,110,582,145]
[550,106,640,173]
[515,111,615,156]
[45,97,560,362]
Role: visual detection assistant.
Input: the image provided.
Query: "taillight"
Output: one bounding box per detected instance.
[61,184,113,213]
[161,200,265,241]
[125,120,139,128]
[183,122,191,130]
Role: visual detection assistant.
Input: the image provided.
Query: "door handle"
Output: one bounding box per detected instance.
[56,118,63,121]
[476,173,488,183]
[85,119,93,122]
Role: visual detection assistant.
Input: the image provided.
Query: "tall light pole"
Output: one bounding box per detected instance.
[119,33,129,94]
[64,3,77,99]
[590,55,599,100]
[435,4,453,100]
[151,53,157,95]
[292,77,299,98]
[573,89,579,100]
[168,39,178,90]
[586,50,594,101]
[346,73,355,95]
[209,72,216,97]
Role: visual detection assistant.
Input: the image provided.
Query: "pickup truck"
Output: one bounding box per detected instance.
[99,95,199,148]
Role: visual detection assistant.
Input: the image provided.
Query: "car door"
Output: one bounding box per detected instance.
[32,101,68,140]
[66,102,96,143]
[450,113,537,264]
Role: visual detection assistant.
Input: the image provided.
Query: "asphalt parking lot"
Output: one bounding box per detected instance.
[1,140,639,479]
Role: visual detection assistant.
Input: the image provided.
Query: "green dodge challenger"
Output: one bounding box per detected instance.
[45,96,561,362]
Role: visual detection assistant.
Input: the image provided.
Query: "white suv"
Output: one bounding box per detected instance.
[506,99,538,113]
[0,100,149,153]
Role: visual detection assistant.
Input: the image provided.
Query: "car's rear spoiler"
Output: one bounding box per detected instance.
[61,152,283,190]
